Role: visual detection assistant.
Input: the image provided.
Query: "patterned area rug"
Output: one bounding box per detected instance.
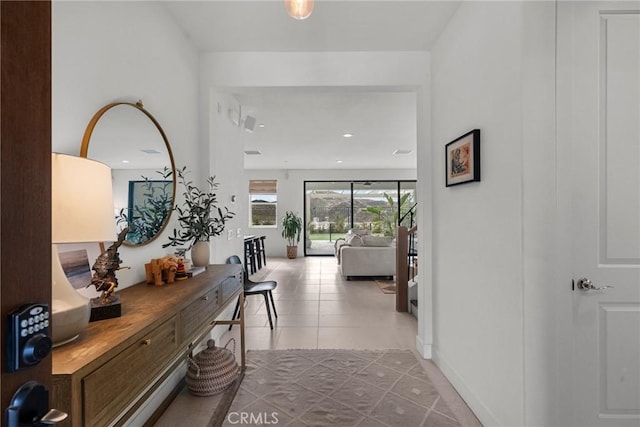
[222,349,460,426]
[375,280,396,294]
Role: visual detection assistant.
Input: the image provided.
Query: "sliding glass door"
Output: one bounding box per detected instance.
[304,180,417,256]
[353,181,399,237]
[305,182,352,255]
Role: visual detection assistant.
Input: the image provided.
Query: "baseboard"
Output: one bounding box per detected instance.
[432,348,500,427]
[415,335,432,359]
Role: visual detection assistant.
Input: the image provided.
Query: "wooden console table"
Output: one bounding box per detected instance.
[52,264,245,427]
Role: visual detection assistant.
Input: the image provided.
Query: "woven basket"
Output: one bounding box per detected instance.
[185,338,239,396]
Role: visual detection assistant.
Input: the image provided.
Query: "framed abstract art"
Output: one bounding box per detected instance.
[445,129,481,187]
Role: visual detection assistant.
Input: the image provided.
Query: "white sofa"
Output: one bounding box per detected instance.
[335,230,396,280]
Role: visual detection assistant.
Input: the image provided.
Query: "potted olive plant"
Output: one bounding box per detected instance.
[163,167,235,266]
[281,211,302,259]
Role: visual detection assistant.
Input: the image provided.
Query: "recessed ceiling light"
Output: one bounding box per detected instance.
[343,133,353,138]
[336,160,343,164]
[258,124,265,128]
[243,150,262,155]
[122,160,129,163]
[393,149,413,155]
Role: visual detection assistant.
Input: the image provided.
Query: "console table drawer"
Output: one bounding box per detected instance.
[179,286,219,344]
[220,273,242,305]
[82,316,178,427]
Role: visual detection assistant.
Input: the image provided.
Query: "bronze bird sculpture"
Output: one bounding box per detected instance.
[88,228,128,304]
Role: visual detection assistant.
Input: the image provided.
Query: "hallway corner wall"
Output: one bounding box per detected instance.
[428,1,558,426]
[206,90,248,264]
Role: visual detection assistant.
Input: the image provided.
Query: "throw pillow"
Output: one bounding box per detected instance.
[345,233,364,247]
[362,235,394,247]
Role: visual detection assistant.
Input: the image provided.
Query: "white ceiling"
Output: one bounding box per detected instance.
[163,1,461,170]
[236,88,417,169]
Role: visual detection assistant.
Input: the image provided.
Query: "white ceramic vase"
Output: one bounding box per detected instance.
[191,241,210,267]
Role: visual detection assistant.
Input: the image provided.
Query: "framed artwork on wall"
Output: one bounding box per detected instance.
[445,129,481,187]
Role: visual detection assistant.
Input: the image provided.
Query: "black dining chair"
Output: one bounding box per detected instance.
[226,255,278,330]
[257,236,267,268]
[243,238,257,275]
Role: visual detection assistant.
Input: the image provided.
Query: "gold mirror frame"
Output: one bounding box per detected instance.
[80,101,176,247]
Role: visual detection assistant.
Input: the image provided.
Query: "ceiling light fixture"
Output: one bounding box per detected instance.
[343,133,353,138]
[285,0,314,20]
[336,160,343,164]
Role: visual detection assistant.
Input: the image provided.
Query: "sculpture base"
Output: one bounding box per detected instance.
[89,294,122,322]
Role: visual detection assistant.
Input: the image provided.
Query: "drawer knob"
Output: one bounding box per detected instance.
[201,295,209,301]
[142,339,151,346]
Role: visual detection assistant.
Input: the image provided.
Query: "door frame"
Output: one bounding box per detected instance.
[0,0,53,416]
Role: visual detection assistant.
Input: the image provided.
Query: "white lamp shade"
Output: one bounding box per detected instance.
[52,153,115,243]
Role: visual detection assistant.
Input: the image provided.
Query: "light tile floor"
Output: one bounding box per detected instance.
[155,257,482,426]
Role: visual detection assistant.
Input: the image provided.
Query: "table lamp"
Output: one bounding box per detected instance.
[51,153,115,346]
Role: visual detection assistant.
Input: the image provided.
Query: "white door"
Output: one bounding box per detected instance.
[560,2,640,426]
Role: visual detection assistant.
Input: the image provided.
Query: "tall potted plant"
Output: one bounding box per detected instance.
[163,167,235,266]
[281,211,302,259]
[361,192,414,237]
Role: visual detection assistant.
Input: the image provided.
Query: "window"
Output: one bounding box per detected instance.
[249,180,277,227]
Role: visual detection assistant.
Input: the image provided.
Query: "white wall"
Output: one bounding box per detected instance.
[205,90,248,264]
[201,51,430,89]
[52,1,200,288]
[415,82,433,359]
[520,3,559,426]
[429,2,557,426]
[246,169,417,257]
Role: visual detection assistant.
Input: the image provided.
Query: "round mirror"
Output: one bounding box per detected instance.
[80,101,176,247]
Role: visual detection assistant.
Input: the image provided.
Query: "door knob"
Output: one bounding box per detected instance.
[576,277,614,291]
[5,381,68,427]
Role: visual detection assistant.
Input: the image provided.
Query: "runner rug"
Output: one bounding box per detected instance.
[222,349,461,426]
